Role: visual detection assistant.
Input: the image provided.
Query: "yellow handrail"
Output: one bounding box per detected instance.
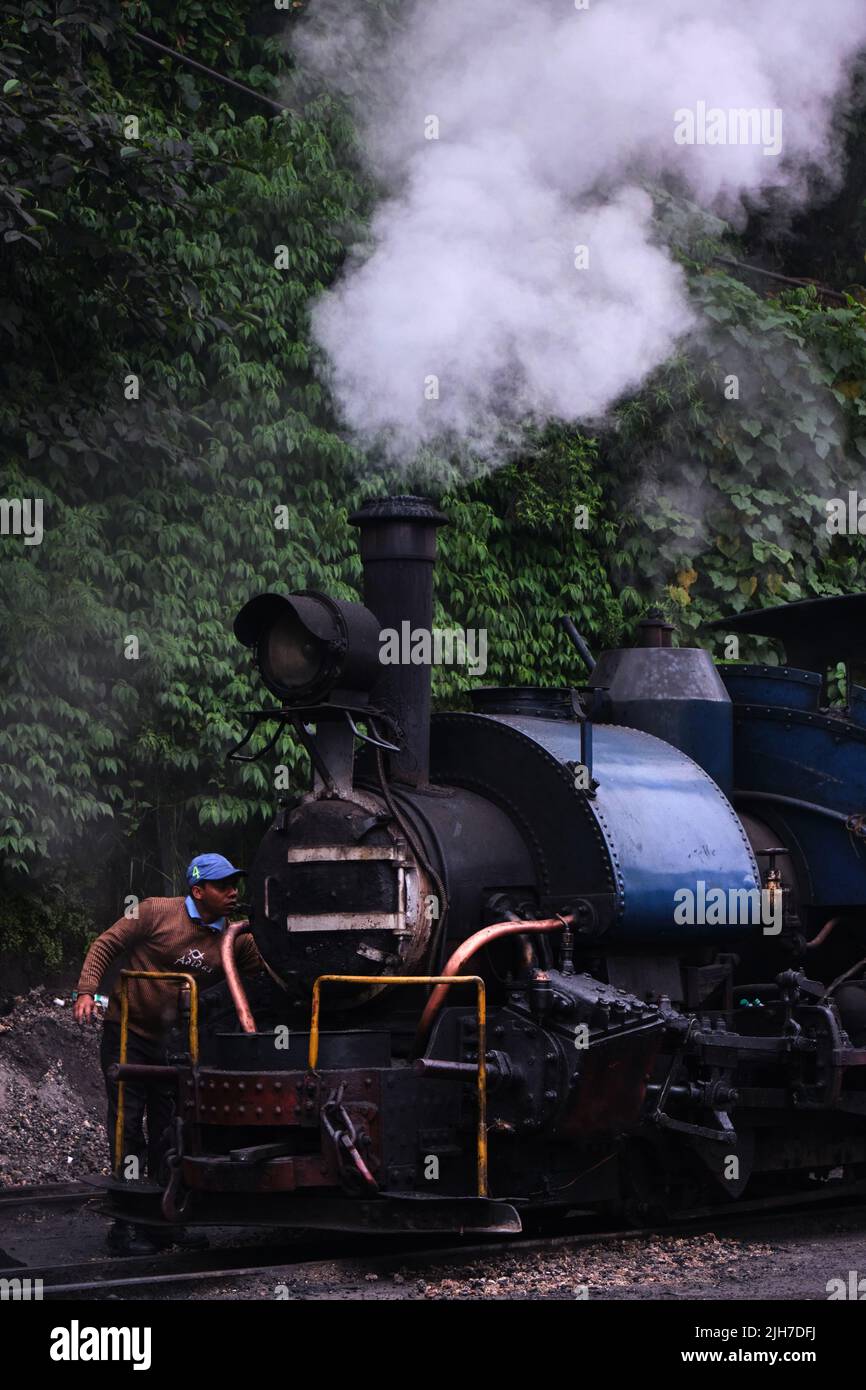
[309,974,488,1199]
[114,971,199,1176]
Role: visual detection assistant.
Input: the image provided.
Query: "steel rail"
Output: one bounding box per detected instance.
[26,1189,866,1298]
[0,1181,99,1209]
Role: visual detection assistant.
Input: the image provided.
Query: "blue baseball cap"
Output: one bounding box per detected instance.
[186,853,245,886]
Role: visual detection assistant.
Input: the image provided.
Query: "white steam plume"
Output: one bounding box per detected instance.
[290,0,866,466]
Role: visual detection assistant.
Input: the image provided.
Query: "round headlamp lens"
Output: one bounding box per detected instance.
[262,613,323,691]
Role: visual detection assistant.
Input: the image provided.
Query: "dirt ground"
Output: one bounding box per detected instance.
[216,1219,866,1300]
[0,987,109,1185]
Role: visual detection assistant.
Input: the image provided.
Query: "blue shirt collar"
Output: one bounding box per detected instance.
[185,895,226,932]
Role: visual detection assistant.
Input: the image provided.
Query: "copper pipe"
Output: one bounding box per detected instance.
[415,916,570,1048]
[221,919,257,1034]
[517,932,536,972]
[806,915,841,950]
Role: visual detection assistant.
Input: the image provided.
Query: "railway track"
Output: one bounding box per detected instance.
[6,1184,866,1299]
[4,1225,657,1298]
[0,1181,100,1210]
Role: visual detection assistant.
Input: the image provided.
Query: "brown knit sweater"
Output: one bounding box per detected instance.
[77,896,262,1041]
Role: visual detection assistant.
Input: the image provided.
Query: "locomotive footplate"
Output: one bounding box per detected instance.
[100,1175,521,1234]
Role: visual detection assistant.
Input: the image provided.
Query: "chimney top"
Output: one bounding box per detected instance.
[349,495,447,527]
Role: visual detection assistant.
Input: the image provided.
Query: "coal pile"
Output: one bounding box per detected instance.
[0,987,108,1185]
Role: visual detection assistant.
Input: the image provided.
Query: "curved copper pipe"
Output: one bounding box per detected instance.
[416,916,570,1048]
[221,919,257,1034]
[517,932,536,972]
[806,915,841,950]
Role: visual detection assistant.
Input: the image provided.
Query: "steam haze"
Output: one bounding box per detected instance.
[291,0,866,466]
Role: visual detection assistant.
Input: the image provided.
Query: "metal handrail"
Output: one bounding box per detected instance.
[114,970,199,1175]
[309,973,488,1198]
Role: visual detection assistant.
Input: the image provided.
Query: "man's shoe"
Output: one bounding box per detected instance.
[105,1221,161,1257]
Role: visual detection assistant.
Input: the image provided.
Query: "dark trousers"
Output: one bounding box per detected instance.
[100,1021,175,1182]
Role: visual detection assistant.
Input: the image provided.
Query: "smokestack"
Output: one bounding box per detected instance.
[349,495,447,786]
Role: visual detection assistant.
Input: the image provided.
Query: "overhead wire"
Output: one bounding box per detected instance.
[130,30,297,116]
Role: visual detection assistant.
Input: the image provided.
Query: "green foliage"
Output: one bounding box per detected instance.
[0,0,375,885]
[3,0,866,941]
[0,886,94,969]
[431,425,624,703]
[603,266,866,655]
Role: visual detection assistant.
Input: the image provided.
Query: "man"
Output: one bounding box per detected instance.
[74,853,262,1255]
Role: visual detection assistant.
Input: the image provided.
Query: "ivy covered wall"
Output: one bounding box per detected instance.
[1,2,865,966]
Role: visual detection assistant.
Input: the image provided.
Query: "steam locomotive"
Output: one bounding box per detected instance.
[109,496,866,1235]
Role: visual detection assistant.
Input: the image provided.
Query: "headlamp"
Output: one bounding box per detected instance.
[233,590,382,706]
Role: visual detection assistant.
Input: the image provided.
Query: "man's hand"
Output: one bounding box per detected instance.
[73,993,100,1024]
